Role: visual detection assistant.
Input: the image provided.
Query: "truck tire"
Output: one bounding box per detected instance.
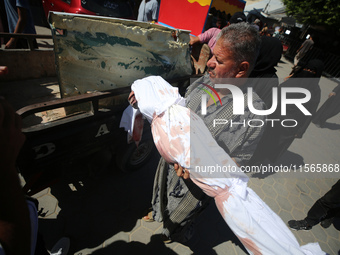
[116,138,155,172]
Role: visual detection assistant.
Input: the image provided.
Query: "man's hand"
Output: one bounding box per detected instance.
[5,38,17,49]
[128,91,138,109]
[174,163,190,179]
[329,92,336,98]
[0,66,9,76]
[189,35,201,46]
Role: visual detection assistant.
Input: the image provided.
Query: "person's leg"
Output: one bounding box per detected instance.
[320,207,340,228]
[294,56,299,66]
[289,180,340,230]
[294,53,302,66]
[150,158,209,242]
[149,157,169,223]
[161,170,210,242]
[312,96,336,126]
[305,180,340,225]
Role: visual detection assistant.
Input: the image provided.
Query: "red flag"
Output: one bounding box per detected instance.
[158,0,213,36]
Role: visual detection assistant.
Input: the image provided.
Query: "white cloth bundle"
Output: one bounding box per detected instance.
[120,76,324,255]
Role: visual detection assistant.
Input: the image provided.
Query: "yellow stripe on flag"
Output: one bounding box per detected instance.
[187,0,212,7]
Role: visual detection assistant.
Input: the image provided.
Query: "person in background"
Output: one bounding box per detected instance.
[189,12,246,53]
[312,82,340,128]
[249,59,324,164]
[0,0,9,46]
[260,22,268,36]
[294,35,314,66]
[252,18,261,31]
[189,12,246,74]
[137,0,159,23]
[288,180,340,231]
[273,26,281,38]
[3,0,37,49]
[248,35,283,108]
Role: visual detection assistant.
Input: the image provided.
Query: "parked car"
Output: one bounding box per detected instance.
[41,0,135,20]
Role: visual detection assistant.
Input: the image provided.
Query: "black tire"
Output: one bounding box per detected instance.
[116,138,155,172]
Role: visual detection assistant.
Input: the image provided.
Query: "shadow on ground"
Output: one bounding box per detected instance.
[321,122,340,130]
[91,236,178,255]
[183,200,248,255]
[38,150,161,254]
[37,148,249,255]
[250,150,305,179]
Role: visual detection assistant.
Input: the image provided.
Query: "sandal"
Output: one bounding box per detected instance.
[142,211,154,222]
[160,234,172,244]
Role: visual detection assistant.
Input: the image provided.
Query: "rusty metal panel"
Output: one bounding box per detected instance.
[49,12,192,98]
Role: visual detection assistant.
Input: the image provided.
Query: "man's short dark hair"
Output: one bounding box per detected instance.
[217,23,261,71]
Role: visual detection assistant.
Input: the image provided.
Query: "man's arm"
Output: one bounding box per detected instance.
[5,6,28,49]
[296,44,303,54]
[189,35,201,46]
[0,98,31,255]
[196,28,219,45]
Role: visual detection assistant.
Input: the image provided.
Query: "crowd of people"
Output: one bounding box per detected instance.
[1,1,339,254]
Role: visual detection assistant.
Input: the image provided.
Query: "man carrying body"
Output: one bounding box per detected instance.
[135,22,266,243]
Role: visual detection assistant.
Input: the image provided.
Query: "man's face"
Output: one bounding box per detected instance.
[207,39,238,82]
